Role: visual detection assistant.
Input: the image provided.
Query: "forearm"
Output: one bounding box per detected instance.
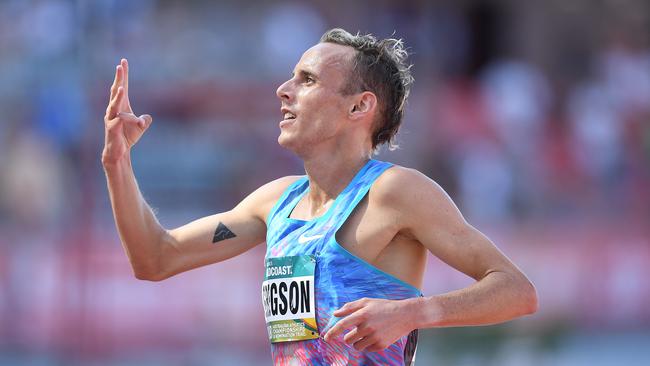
[412,271,537,329]
[103,155,168,279]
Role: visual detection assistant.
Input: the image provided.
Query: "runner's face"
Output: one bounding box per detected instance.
[276,43,355,153]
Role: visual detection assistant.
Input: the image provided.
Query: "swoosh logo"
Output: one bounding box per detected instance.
[298,233,324,244]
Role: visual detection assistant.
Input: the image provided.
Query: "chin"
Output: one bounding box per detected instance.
[277,133,296,150]
[278,133,309,157]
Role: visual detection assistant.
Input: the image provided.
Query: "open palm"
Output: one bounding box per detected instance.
[102,58,152,165]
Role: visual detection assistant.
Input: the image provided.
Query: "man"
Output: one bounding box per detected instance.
[102,28,537,366]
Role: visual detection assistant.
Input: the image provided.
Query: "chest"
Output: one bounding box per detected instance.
[287,191,425,289]
[289,192,410,265]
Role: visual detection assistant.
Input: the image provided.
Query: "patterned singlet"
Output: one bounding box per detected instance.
[264,159,421,366]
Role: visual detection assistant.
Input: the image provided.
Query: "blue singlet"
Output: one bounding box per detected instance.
[265,159,421,366]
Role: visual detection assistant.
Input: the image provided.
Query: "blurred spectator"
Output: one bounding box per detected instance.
[480,59,551,160]
[0,1,649,365]
[261,1,326,74]
[457,139,514,222]
[0,126,68,231]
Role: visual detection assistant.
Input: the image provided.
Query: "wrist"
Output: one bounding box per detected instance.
[102,152,132,172]
[407,296,443,329]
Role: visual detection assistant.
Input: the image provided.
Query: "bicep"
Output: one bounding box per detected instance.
[400,173,521,281]
[417,216,515,281]
[154,175,300,280]
[158,207,266,280]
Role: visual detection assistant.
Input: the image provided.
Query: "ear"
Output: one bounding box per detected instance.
[349,91,377,121]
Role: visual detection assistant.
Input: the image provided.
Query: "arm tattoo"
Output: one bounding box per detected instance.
[212,222,236,243]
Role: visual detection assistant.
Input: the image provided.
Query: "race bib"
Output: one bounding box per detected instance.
[262,255,319,343]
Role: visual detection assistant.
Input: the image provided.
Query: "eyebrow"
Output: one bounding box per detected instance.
[292,69,318,80]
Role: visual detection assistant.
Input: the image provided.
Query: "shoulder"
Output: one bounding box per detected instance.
[370,164,460,222]
[371,165,447,204]
[249,175,304,204]
[257,175,304,196]
[235,175,304,219]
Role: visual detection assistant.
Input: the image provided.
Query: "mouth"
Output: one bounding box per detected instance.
[280,108,297,127]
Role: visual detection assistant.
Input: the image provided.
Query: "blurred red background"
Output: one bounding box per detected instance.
[0,0,649,365]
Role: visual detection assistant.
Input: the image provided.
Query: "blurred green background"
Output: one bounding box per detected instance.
[1,0,649,365]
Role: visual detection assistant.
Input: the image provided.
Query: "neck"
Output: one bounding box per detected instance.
[302,151,370,214]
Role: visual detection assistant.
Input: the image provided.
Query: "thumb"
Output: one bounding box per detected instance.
[138,114,153,129]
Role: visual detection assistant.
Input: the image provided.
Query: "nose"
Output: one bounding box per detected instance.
[276,78,292,101]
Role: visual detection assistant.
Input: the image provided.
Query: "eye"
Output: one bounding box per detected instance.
[305,76,315,84]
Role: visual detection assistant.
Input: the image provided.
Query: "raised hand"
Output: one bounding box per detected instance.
[102,58,153,166]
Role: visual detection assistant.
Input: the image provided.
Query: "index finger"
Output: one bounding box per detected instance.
[109,64,123,102]
[333,299,365,317]
[106,86,124,119]
[324,313,361,341]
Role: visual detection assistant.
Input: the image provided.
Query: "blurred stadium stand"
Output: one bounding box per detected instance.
[0,0,649,365]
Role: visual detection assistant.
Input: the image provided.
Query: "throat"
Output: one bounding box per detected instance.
[308,199,333,217]
[291,195,335,221]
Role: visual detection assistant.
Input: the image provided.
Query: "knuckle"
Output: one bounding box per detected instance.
[106,120,121,132]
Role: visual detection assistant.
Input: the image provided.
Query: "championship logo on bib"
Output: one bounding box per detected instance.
[262,255,319,343]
